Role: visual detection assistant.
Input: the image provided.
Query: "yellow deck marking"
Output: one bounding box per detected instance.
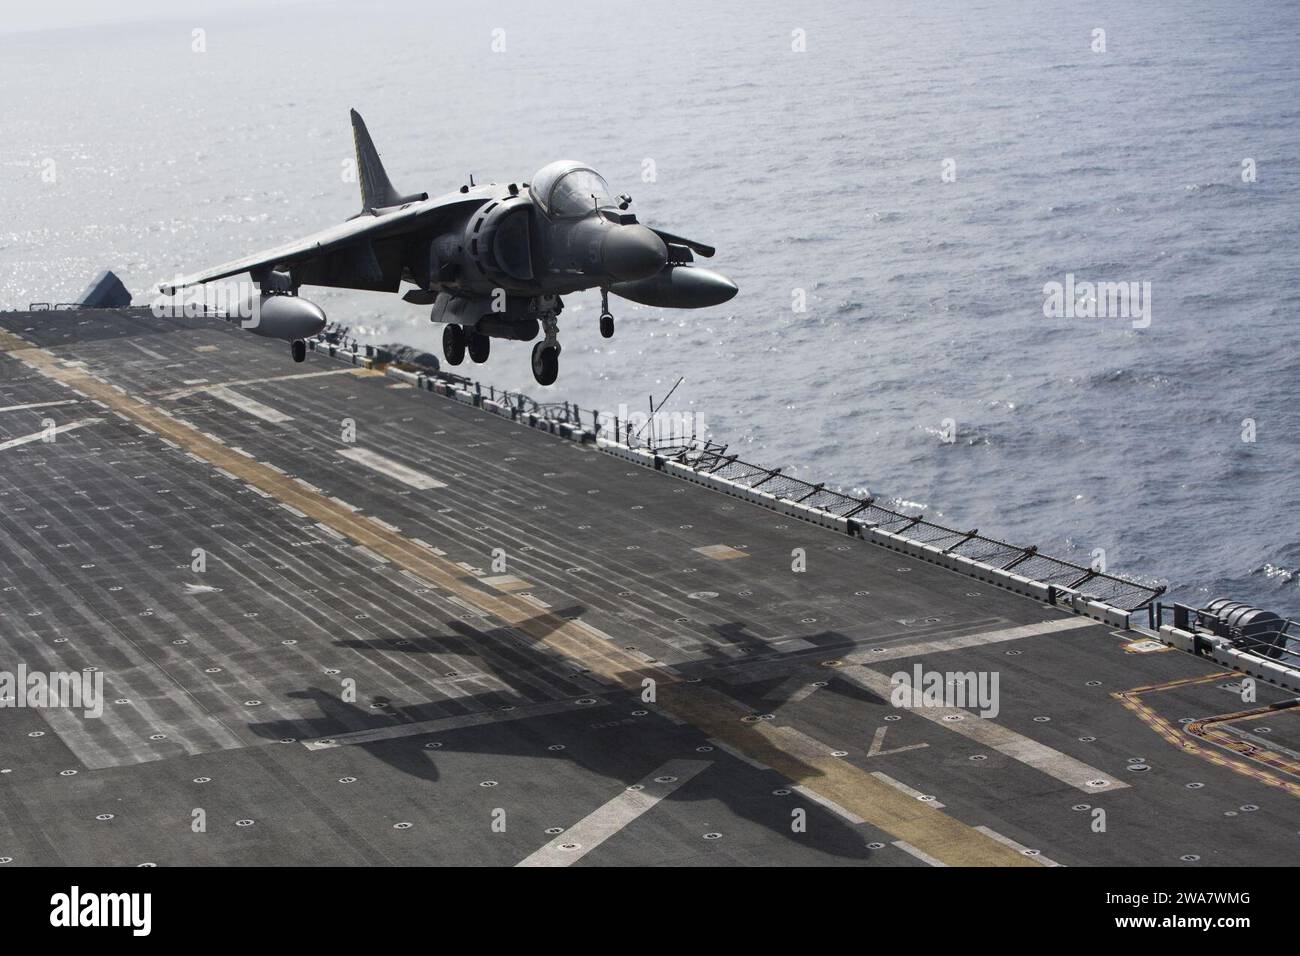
[1113,673,1300,797]
[693,544,750,561]
[0,330,34,351]
[11,339,1032,866]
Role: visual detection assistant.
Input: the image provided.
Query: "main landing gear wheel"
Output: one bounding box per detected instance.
[442,324,466,365]
[467,330,490,363]
[290,339,307,363]
[531,342,559,386]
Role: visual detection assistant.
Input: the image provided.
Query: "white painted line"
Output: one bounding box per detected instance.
[790,784,865,824]
[706,738,772,771]
[847,667,1128,793]
[126,341,170,361]
[772,725,846,761]
[402,576,437,591]
[336,446,447,489]
[772,637,818,652]
[517,759,712,867]
[869,771,945,808]
[893,840,948,867]
[304,697,609,750]
[0,399,78,414]
[764,674,824,703]
[446,596,487,617]
[278,503,308,519]
[866,725,928,757]
[975,825,1062,866]
[207,385,294,424]
[368,516,402,533]
[313,523,345,541]
[354,546,390,565]
[162,367,359,400]
[0,417,102,452]
[844,617,1094,665]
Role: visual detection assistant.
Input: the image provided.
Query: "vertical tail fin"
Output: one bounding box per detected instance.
[350,109,427,211]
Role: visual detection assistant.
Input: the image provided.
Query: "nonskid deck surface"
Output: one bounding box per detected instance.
[0,308,1296,866]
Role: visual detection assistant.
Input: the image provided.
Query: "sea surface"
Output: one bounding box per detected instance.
[2,0,1298,616]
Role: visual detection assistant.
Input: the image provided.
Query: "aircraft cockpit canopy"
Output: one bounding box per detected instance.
[530,161,613,219]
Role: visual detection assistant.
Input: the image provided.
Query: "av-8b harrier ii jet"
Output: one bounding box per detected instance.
[160,110,738,385]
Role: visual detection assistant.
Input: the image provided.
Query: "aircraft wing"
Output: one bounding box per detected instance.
[158,194,478,294]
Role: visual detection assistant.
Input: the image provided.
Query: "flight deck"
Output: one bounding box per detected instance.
[1,307,1298,867]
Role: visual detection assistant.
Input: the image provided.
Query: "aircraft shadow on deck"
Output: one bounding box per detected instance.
[244,611,889,862]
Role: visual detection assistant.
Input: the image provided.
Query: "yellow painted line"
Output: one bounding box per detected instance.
[693,544,749,561]
[12,343,1033,866]
[0,330,34,351]
[1113,674,1300,798]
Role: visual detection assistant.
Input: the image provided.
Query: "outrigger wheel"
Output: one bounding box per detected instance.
[291,339,307,363]
[442,324,466,365]
[467,329,490,363]
[531,341,560,386]
[599,287,614,338]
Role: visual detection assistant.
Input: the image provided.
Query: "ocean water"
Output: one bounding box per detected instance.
[2,0,1298,615]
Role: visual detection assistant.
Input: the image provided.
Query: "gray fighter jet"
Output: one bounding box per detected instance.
[160,110,738,385]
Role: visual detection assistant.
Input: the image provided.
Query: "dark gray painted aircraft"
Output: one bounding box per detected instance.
[160,110,738,385]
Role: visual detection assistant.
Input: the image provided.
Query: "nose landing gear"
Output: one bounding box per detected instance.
[530,311,561,386]
[290,339,307,363]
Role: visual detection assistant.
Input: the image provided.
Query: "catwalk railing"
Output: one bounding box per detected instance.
[643,436,1163,612]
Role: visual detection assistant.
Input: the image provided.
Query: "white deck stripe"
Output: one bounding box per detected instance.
[843,617,1094,665]
[975,825,1062,866]
[517,759,712,867]
[0,417,102,451]
[126,341,170,361]
[0,399,78,413]
[846,667,1127,793]
[207,386,294,423]
[893,840,948,867]
[790,784,866,824]
[336,446,447,489]
[869,771,945,808]
[764,674,824,703]
[161,367,360,399]
[302,697,609,750]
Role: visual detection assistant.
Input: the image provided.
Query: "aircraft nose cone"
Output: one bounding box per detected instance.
[603,225,667,281]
